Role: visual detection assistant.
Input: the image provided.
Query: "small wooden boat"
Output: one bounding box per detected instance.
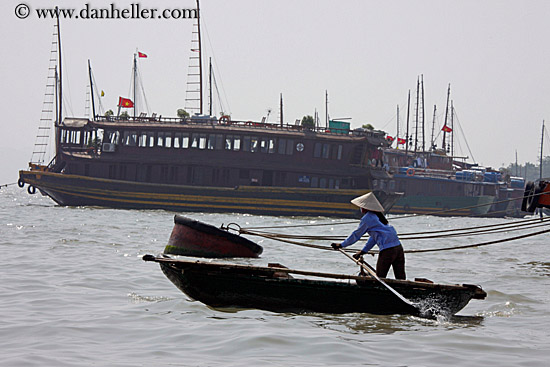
[164,215,263,258]
[143,255,486,317]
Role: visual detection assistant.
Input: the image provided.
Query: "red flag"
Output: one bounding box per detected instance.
[397,138,407,145]
[386,135,394,142]
[441,125,453,133]
[118,97,134,108]
[138,51,147,58]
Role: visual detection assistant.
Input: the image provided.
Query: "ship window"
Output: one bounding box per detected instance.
[123,131,137,146]
[313,143,322,157]
[208,134,216,150]
[165,133,172,148]
[199,134,207,149]
[278,139,286,154]
[268,139,275,153]
[233,136,241,151]
[389,180,396,190]
[335,179,340,189]
[157,132,165,147]
[311,176,318,188]
[319,178,327,188]
[182,133,189,148]
[191,133,199,148]
[286,139,294,155]
[322,144,330,159]
[173,133,181,148]
[215,134,223,150]
[337,145,343,160]
[225,135,233,150]
[106,131,120,145]
[260,139,269,153]
[250,136,259,152]
[138,132,147,147]
[242,136,251,152]
[329,178,335,189]
[109,165,116,179]
[146,132,154,147]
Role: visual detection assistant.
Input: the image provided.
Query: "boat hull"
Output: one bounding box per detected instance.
[164,215,263,258]
[145,256,486,317]
[18,170,400,218]
[391,195,496,216]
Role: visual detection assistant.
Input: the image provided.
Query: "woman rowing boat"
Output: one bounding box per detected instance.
[331,192,406,280]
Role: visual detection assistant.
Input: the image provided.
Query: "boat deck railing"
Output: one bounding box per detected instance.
[92,115,386,138]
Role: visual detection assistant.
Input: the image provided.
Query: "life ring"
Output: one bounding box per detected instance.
[219,115,231,124]
[406,168,415,176]
[27,185,36,195]
[17,178,25,188]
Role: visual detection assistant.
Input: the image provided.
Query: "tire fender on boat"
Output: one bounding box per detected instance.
[27,185,36,195]
[406,168,415,176]
[521,181,534,212]
[17,178,25,188]
[526,186,542,213]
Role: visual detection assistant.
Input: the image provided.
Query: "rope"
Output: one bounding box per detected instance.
[239,222,550,254]
[241,188,547,230]
[0,182,17,189]
[240,216,549,241]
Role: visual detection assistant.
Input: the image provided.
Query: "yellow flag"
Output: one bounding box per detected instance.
[101,90,105,97]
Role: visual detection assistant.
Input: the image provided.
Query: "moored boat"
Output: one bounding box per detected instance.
[17,3,402,219]
[142,255,487,317]
[164,215,263,258]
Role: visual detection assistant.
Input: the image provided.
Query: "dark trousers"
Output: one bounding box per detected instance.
[376,245,406,280]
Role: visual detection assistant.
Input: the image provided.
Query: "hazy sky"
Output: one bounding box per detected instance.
[2,0,550,185]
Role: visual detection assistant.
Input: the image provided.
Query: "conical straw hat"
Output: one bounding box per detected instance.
[350,192,385,212]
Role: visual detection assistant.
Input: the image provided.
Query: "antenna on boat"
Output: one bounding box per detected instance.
[88,60,96,121]
[280,93,284,127]
[325,90,329,129]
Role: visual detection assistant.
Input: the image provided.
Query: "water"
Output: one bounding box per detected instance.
[1,187,549,366]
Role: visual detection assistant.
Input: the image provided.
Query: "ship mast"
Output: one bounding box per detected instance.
[540,120,545,180]
[88,60,96,121]
[56,8,62,126]
[197,0,203,114]
[133,53,137,119]
[405,90,410,156]
[442,84,451,152]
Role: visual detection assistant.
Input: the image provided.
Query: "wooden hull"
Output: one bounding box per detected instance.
[144,256,486,317]
[18,170,401,218]
[164,215,263,258]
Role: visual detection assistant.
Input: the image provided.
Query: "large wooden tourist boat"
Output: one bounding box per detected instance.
[142,255,487,317]
[17,2,401,218]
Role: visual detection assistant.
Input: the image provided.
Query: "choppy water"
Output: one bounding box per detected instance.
[1,187,549,366]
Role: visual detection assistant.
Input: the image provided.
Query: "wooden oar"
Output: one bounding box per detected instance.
[338,248,418,310]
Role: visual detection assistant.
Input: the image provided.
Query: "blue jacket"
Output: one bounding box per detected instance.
[341,212,401,253]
